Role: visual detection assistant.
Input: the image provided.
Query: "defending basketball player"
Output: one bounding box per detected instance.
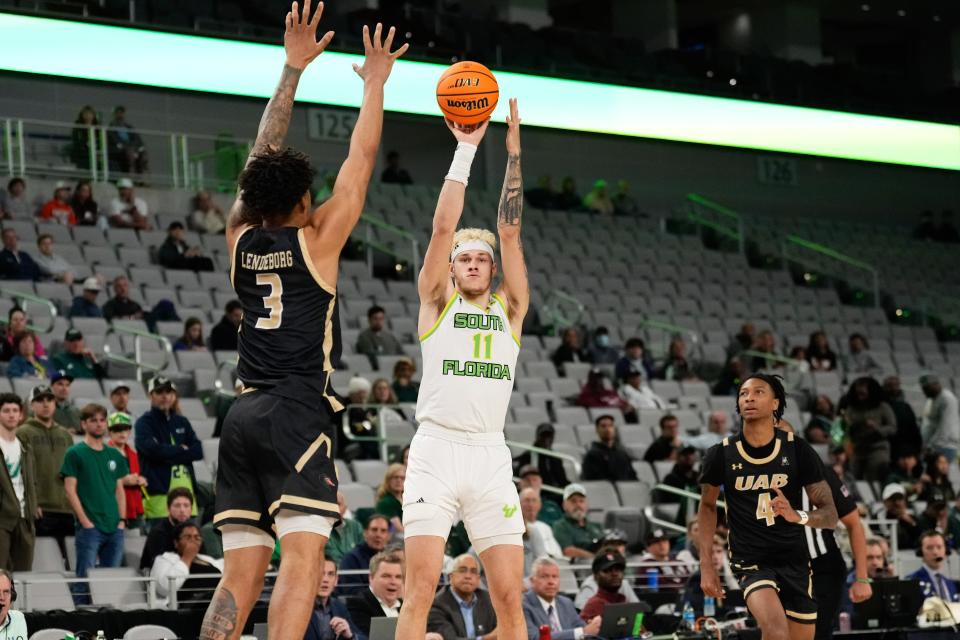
[396,98,528,640]
[697,374,838,640]
[200,3,408,640]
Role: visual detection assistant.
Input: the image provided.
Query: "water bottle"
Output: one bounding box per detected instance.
[682,603,696,630]
[838,611,851,632]
[646,568,659,589]
[704,595,716,618]
[96,632,106,640]
[538,624,551,640]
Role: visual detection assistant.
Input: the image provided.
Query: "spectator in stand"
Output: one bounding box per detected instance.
[426,554,497,640]
[806,330,837,372]
[582,180,614,215]
[326,492,365,564]
[920,374,960,466]
[914,211,936,240]
[339,514,390,585]
[38,182,76,225]
[344,376,380,461]
[375,463,406,532]
[18,385,74,545]
[555,177,581,211]
[139,487,195,571]
[135,376,202,524]
[619,368,668,412]
[587,327,618,364]
[579,551,630,621]
[805,395,835,444]
[512,423,569,507]
[0,178,29,219]
[551,483,603,559]
[188,191,226,235]
[108,381,132,417]
[71,106,99,168]
[517,466,564,525]
[52,329,106,379]
[574,539,639,609]
[173,317,207,352]
[935,211,960,244]
[519,487,563,560]
[209,300,242,351]
[841,377,897,481]
[68,277,104,318]
[370,378,407,425]
[612,180,639,216]
[581,414,637,482]
[71,180,100,227]
[712,357,746,396]
[381,150,413,184]
[522,557,597,640]
[830,446,861,501]
[681,534,740,618]
[34,234,75,284]
[106,412,146,528]
[346,551,404,636]
[659,336,697,381]
[916,502,953,541]
[356,305,404,365]
[750,330,783,372]
[907,531,959,601]
[685,411,732,451]
[107,106,148,174]
[640,528,687,587]
[882,376,923,455]
[919,453,956,503]
[644,414,681,463]
[50,370,81,433]
[391,357,420,403]
[727,323,756,359]
[0,229,40,281]
[524,176,557,210]
[7,333,50,380]
[577,369,631,418]
[0,393,38,571]
[102,275,144,321]
[658,446,699,504]
[61,403,128,603]
[845,334,882,378]
[881,483,922,549]
[109,178,151,230]
[304,557,364,640]
[158,222,214,272]
[615,337,656,383]
[552,328,591,374]
[151,521,224,607]
[885,451,923,499]
[2,308,46,362]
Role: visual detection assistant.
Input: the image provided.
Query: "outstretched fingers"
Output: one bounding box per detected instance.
[309,0,324,27]
[509,97,520,124]
[383,25,396,52]
[290,1,300,26]
[361,24,372,51]
[391,41,410,59]
[373,23,383,50]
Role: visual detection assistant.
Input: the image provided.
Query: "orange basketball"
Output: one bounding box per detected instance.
[436,61,499,126]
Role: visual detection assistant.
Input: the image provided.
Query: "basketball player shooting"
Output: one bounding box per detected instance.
[396,98,528,640]
[199,3,408,639]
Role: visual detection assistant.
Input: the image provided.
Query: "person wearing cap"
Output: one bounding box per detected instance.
[575,539,639,609]
[579,551,628,621]
[0,229,41,281]
[551,484,604,559]
[920,373,960,468]
[640,528,688,587]
[51,329,106,379]
[134,376,202,523]
[581,414,638,483]
[68,277,105,319]
[512,423,570,506]
[158,221,214,272]
[17,385,74,545]
[108,381,132,417]
[106,412,146,528]
[38,182,77,225]
[881,482,922,549]
[34,234,76,285]
[102,275,144,321]
[49,370,81,433]
[517,466,564,526]
[109,177,151,230]
[0,393,39,570]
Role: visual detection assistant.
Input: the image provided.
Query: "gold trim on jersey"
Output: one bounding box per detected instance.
[321,292,338,373]
[296,228,336,295]
[295,433,332,473]
[736,437,782,465]
[492,293,522,347]
[213,508,262,523]
[269,495,339,515]
[230,225,254,289]
[744,579,779,597]
[785,610,817,621]
[323,375,344,413]
[419,292,458,342]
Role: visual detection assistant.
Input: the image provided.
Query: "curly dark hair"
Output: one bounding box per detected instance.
[735,373,787,422]
[237,147,315,225]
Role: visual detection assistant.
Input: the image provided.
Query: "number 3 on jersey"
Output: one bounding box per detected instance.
[756,492,776,526]
[255,273,283,329]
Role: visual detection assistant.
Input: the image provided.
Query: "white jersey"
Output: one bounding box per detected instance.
[416,292,520,434]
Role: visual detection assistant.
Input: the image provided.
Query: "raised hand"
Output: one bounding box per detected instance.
[505,98,521,155]
[284,0,335,70]
[446,118,490,145]
[771,487,800,523]
[352,23,409,85]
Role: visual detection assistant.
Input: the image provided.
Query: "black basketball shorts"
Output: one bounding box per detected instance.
[213,389,340,535]
[732,558,817,625]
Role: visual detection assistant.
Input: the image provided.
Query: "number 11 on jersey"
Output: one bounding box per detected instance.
[472,333,493,359]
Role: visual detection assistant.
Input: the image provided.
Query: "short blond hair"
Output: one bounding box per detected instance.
[451,228,497,256]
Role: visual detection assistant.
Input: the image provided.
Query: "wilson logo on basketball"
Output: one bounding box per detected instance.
[445,96,490,111]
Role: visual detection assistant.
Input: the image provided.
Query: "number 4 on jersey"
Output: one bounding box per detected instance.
[756,492,776,526]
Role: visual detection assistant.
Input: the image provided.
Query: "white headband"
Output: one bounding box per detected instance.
[451,239,495,261]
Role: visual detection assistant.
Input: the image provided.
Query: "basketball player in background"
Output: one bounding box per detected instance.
[396,98,528,640]
[200,3,408,639]
[698,374,838,640]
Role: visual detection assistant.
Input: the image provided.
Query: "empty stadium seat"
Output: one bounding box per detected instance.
[351,460,387,487]
[88,567,147,609]
[123,625,178,640]
[340,482,375,510]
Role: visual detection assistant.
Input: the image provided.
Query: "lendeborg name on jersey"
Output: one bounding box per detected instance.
[240,250,295,271]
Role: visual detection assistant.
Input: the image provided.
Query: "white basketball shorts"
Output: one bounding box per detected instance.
[402,423,523,550]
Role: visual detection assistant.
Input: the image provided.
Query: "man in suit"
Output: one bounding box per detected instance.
[427,554,497,640]
[347,550,404,636]
[907,531,959,602]
[522,557,600,640]
[0,393,37,570]
[305,557,365,640]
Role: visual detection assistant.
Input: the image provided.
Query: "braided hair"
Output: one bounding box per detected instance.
[735,373,787,422]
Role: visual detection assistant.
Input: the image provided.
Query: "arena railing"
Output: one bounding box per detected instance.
[356,213,421,284]
[102,324,173,380]
[0,286,58,336]
[506,442,582,496]
[541,289,586,330]
[685,193,745,255]
[781,235,880,308]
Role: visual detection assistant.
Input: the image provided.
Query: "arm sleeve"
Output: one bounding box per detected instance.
[60,448,78,479]
[697,444,724,486]
[579,450,602,481]
[796,440,826,486]
[552,520,573,551]
[877,403,898,438]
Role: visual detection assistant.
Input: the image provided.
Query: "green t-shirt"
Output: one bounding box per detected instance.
[551,514,603,553]
[536,500,564,527]
[326,518,365,564]
[51,352,99,379]
[375,493,402,520]
[60,442,129,533]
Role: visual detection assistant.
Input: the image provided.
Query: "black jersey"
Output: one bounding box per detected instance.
[232,226,341,409]
[803,465,858,565]
[700,429,824,565]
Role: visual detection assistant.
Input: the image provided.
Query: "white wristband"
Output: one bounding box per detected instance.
[445,142,477,185]
[797,510,809,526]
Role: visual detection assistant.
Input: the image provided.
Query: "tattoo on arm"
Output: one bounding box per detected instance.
[251,64,303,156]
[804,480,838,529]
[497,153,523,227]
[200,587,238,640]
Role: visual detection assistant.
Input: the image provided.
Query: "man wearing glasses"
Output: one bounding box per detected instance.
[427,555,498,640]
